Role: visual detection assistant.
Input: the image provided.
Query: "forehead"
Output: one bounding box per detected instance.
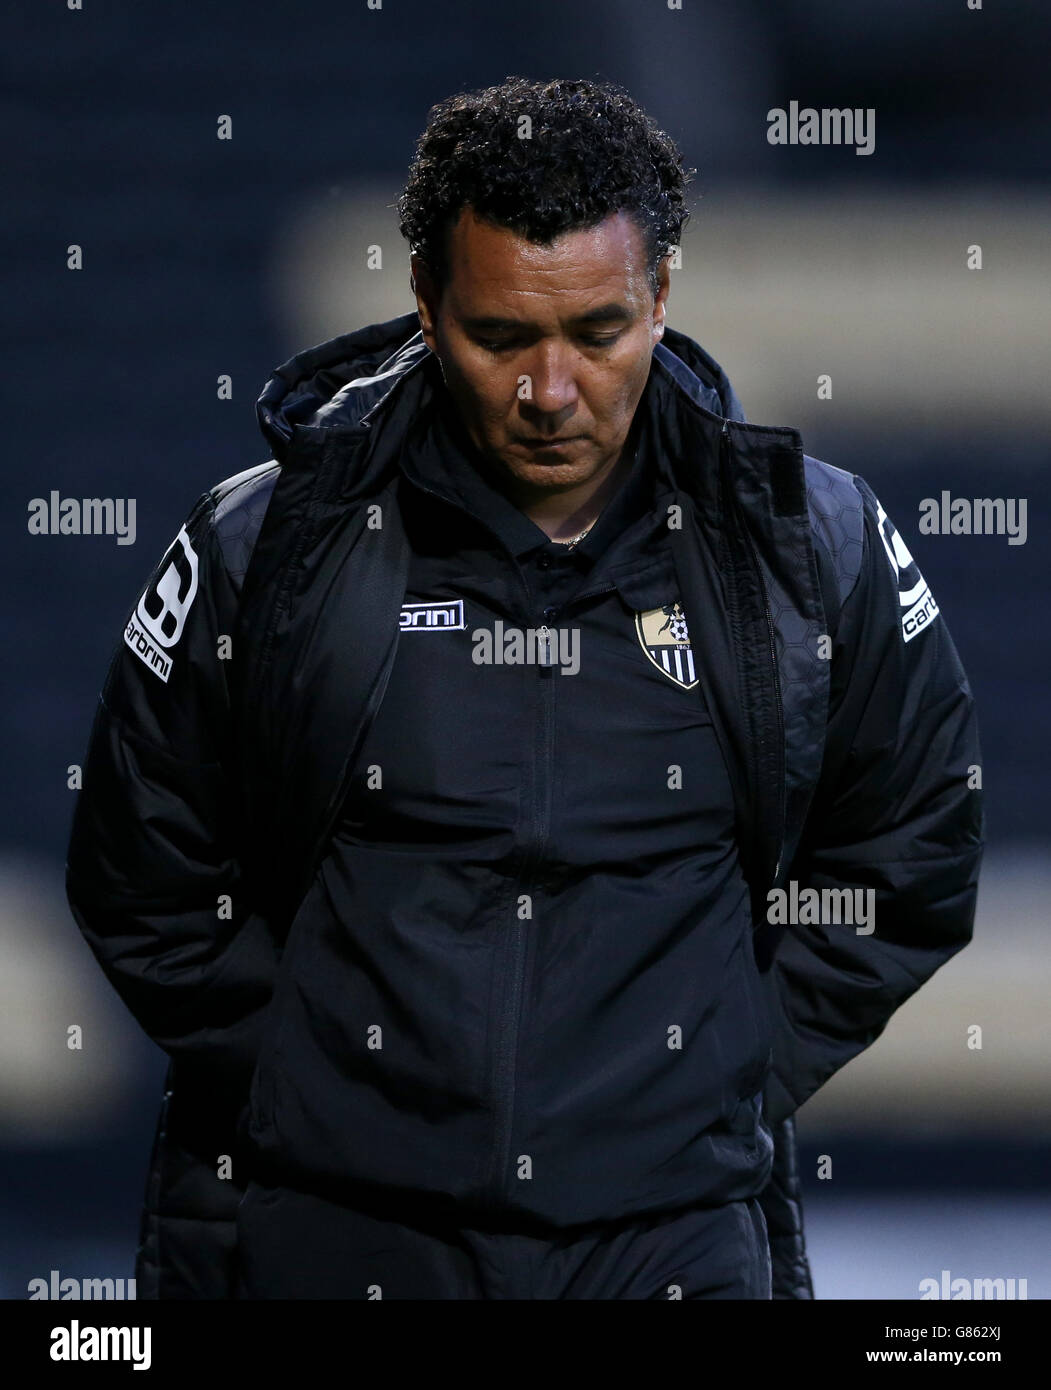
[443,206,650,314]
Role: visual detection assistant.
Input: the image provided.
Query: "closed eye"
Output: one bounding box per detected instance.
[475,332,623,353]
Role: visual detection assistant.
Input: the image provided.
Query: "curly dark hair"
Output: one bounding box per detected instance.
[396,76,696,299]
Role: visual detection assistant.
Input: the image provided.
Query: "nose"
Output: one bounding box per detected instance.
[520,339,580,418]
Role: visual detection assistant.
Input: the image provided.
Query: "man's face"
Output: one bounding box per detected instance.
[411,206,669,494]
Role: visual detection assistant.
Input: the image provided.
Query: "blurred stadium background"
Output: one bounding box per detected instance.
[4,0,1049,1298]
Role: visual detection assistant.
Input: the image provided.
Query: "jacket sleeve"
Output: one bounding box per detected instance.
[762,477,984,1125]
[65,488,279,1095]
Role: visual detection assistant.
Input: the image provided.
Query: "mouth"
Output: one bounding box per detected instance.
[517,435,583,451]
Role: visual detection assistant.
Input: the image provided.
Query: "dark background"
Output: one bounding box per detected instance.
[4,0,1049,1298]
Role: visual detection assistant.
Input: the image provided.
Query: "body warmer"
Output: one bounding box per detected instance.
[66,311,983,1298]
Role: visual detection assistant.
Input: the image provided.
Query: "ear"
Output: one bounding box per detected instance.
[410,254,440,352]
[652,254,671,343]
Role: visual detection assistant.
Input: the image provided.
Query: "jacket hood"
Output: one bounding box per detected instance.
[256,310,748,462]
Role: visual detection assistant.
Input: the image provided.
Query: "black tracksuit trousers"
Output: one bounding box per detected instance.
[233,1181,772,1300]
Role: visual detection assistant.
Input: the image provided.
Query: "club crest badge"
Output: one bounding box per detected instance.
[635,601,697,689]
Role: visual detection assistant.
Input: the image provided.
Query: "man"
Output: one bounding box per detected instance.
[65,77,983,1299]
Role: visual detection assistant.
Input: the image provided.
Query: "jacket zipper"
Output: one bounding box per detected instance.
[489,612,558,1204]
[487,577,618,1205]
[720,423,787,885]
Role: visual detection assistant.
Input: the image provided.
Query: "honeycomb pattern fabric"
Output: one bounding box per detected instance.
[213,462,280,594]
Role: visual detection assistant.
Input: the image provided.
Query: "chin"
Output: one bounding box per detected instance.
[503,458,596,489]
[491,443,601,487]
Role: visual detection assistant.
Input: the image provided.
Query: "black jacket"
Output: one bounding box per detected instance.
[65,310,983,1298]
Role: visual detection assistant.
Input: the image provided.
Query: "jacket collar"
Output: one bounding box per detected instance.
[257,311,799,448]
[255,311,809,530]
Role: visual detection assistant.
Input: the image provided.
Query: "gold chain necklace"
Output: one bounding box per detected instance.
[558,524,592,551]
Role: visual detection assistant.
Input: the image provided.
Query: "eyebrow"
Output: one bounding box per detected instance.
[460,304,632,331]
